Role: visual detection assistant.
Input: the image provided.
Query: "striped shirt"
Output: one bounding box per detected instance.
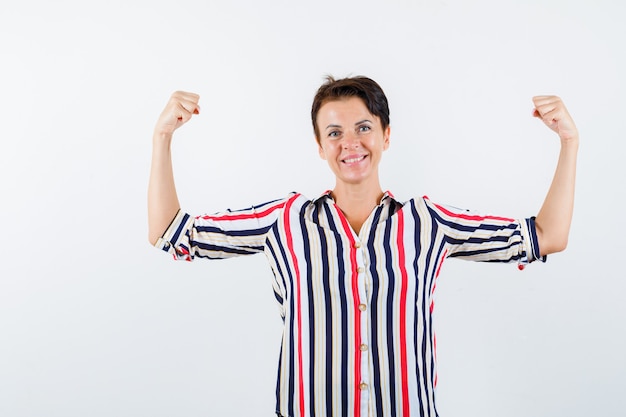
[154,191,543,417]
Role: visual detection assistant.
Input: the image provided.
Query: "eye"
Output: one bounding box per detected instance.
[328,130,341,138]
[358,125,371,133]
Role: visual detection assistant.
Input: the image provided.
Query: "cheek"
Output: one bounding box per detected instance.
[319,141,340,160]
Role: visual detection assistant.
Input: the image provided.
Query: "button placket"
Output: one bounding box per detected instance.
[354,238,371,410]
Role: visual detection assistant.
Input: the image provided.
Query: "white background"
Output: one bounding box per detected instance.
[1,0,624,416]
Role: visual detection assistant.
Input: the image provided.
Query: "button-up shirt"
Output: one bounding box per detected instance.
[155,191,543,417]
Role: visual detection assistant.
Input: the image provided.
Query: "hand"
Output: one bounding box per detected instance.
[532,96,578,143]
[154,91,201,137]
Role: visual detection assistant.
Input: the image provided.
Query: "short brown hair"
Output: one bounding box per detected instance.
[311,75,390,143]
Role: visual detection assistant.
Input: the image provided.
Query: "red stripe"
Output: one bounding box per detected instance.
[435,249,447,280]
[423,196,514,222]
[334,205,362,417]
[283,194,305,417]
[198,201,286,221]
[396,209,410,416]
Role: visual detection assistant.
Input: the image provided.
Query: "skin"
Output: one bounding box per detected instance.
[148,91,200,245]
[531,95,579,256]
[148,91,578,257]
[316,97,391,233]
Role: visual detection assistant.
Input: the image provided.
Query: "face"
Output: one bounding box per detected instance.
[316,97,390,187]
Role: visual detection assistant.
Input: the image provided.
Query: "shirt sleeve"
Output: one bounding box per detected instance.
[153,196,291,261]
[425,198,546,266]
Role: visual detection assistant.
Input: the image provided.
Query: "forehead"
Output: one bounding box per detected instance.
[317,97,376,125]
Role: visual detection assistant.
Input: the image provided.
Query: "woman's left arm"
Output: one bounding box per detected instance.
[532,95,579,257]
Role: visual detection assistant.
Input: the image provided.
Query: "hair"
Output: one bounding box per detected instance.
[311,75,390,143]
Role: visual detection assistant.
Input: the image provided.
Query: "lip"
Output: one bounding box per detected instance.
[341,154,368,164]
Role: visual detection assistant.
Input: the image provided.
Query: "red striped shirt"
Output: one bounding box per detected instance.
[155,191,543,416]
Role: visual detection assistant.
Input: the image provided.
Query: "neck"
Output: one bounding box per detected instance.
[331,181,384,233]
[332,184,383,206]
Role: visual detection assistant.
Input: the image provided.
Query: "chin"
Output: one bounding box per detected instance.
[338,174,372,185]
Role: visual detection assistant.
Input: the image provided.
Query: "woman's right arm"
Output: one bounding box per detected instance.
[148,91,201,245]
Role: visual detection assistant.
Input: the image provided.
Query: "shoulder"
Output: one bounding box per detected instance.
[403,195,479,222]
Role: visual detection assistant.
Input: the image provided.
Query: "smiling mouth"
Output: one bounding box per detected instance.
[342,155,367,164]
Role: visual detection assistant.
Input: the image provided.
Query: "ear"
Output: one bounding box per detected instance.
[383,125,391,150]
[317,139,327,160]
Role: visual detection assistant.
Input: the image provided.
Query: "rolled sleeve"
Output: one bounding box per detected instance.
[520,216,547,265]
[154,210,196,261]
[152,196,288,261]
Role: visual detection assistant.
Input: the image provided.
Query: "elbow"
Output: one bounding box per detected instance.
[148,231,160,247]
[539,236,569,257]
[536,222,569,256]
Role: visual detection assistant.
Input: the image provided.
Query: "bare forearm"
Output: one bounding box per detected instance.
[530,95,579,257]
[148,132,181,245]
[147,91,200,245]
[535,139,578,256]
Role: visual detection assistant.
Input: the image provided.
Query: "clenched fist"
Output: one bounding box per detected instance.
[154,91,201,137]
[532,96,578,143]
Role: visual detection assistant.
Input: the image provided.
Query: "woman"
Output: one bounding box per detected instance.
[148,76,578,417]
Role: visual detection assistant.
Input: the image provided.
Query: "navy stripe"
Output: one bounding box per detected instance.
[527,217,545,261]
[427,207,518,233]
[266,236,287,416]
[382,215,397,417]
[445,232,521,246]
[273,290,284,306]
[267,238,288,317]
[448,247,519,258]
[422,215,440,414]
[195,226,272,236]
[315,206,334,417]
[367,204,385,415]
[438,219,518,233]
[273,224,296,417]
[193,243,259,256]
[170,213,190,244]
[299,205,317,417]
[323,203,348,417]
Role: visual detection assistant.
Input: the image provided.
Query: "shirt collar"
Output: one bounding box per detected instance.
[313,190,400,206]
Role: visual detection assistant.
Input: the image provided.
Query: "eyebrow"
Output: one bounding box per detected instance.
[324,120,373,130]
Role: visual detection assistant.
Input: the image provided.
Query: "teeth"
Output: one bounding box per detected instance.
[343,156,365,163]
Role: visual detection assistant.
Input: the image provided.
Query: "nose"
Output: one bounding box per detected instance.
[342,131,360,149]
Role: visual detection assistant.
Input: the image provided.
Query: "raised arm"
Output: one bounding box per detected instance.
[148,91,201,245]
[532,95,579,257]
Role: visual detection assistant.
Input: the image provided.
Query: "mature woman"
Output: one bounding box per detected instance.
[148,76,578,417]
